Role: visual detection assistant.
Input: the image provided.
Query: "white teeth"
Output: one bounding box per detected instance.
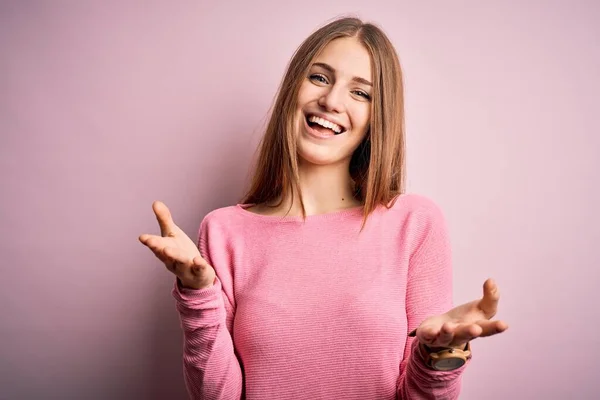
[308,115,343,134]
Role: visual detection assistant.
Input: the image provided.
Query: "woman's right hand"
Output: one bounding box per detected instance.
[139,201,216,290]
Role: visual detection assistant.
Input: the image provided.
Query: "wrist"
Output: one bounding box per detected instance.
[178,277,215,290]
[420,342,469,353]
[417,340,472,371]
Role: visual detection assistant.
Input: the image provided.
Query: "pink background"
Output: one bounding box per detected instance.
[1,1,598,399]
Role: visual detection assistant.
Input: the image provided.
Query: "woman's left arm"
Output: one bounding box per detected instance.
[396,201,508,400]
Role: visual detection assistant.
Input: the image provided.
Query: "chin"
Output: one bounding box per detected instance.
[296,137,348,166]
[298,153,338,166]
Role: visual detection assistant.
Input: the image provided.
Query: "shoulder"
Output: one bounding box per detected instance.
[200,204,244,231]
[378,193,450,246]
[386,193,446,222]
[379,194,452,263]
[193,205,248,250]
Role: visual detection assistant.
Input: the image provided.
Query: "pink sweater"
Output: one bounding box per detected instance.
[172,194,467,399]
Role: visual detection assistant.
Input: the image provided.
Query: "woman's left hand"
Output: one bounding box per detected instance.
[410,279,509,348]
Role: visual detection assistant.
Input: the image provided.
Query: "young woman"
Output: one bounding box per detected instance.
[139,17,508,400]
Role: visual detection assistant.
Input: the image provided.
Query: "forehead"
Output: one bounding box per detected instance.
[312,37,372,81]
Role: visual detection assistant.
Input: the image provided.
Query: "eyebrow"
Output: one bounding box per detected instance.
[312,62,372,87]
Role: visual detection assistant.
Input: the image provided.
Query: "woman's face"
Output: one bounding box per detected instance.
[295,37,373,166]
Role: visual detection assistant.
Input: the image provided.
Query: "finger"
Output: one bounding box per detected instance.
[418,326,440,344]
[435,322,457,347]
[451,323,483,344]
[139,234,167,253]
[190,256,211,278]
[479,278,500,318]
[139,233,162,245]
[152,201,175,237]
[191,256,210,270]
[475,319,509,337]
[139,234,170,262]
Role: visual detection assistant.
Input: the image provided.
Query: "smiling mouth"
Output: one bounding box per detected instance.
[305,114,346,135]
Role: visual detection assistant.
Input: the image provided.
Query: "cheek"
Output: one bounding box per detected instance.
[297,80,317,105]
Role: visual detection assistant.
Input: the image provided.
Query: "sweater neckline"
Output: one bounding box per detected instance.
[234,203,365,222]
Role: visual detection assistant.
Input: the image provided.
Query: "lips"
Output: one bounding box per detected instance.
[303,116,336,139]
[304,113,347,135]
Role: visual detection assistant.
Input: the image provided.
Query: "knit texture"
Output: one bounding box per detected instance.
[172,194,468,399]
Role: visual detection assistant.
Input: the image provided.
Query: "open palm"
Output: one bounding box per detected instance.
[139,201,215,290]
[410,279,508,348]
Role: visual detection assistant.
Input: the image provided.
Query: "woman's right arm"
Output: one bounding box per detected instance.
[139,201,243,400]
[172,277,243,400]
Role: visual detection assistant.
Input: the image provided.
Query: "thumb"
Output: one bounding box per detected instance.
[479,278,500,318]
[152,201,176,237]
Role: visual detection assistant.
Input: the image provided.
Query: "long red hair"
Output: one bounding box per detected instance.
[242,17,406,226]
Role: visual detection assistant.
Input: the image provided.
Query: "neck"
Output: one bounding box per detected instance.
[278,159,362,216]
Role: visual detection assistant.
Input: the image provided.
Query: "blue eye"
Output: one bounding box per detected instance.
[309,74,328,84]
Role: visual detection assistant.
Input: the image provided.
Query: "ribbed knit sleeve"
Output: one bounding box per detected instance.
[171,215,243,400]
[396,201,468,399]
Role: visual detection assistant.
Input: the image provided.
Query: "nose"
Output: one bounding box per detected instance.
[317,85,346,113]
